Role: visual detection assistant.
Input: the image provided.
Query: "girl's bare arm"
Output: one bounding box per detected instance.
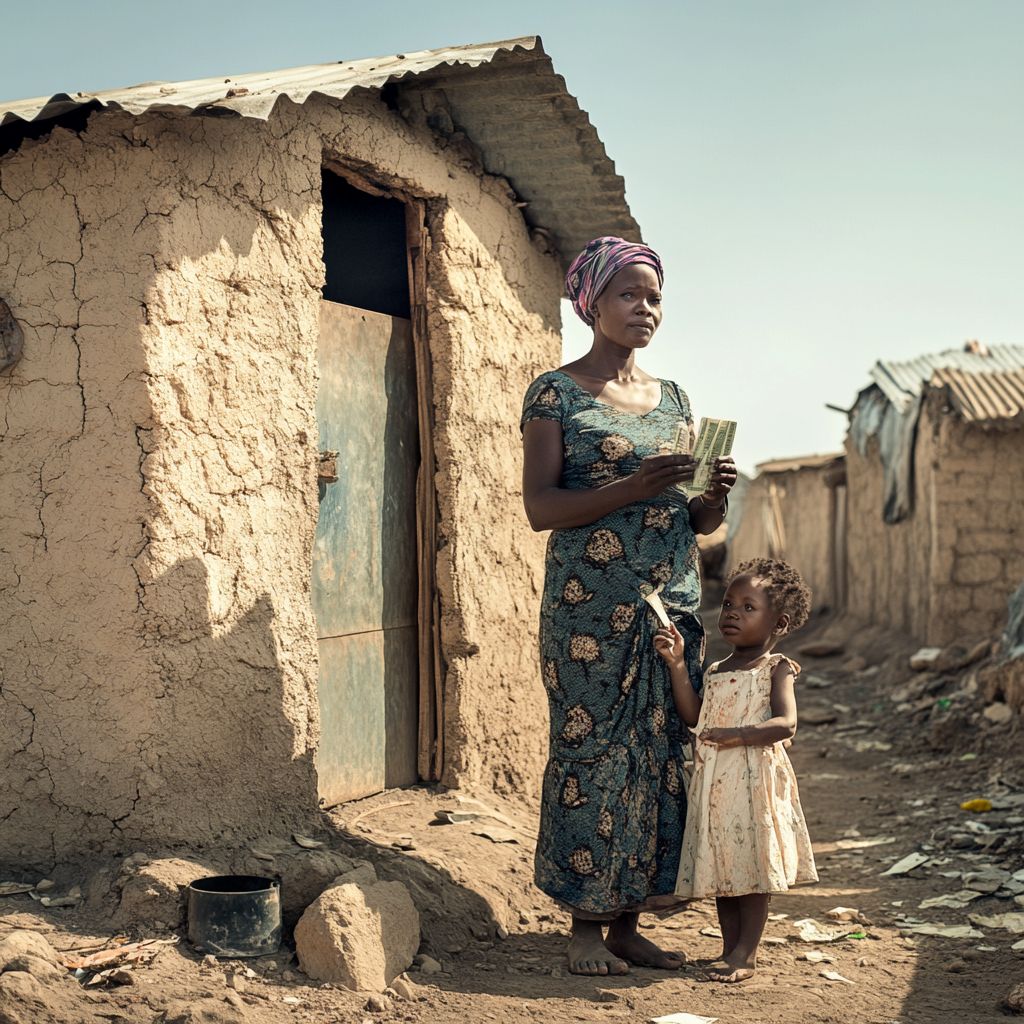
[654,624,702,726]
[522,419,694,532]
[700,661,798,748]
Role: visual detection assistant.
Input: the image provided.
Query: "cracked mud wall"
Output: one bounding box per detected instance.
[845,395,1024,646]
[1,90,560,868]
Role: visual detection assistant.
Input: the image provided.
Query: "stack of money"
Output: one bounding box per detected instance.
[672,417,737,498]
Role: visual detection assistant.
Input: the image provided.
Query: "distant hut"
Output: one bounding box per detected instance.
[0,38,642,868]
[845,343,1024,644]
[726,454,846,614]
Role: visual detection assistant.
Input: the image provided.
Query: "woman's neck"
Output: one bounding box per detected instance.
[573,340,643,383]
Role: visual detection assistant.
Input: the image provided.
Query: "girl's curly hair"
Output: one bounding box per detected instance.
[726,558,812,633]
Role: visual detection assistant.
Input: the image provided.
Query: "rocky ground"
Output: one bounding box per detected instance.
[2,617,1023,1024]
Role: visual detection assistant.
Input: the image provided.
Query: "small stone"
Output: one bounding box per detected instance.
[496,925,509,940]
[225,991,246,1010]
[383,986,398,998]
[984,703,1013,725]
[244,967,256,978]
[391,975,418,1000]
[33,880,55,893]
[444,944,463,954]
[281,970,295,982]
[283,996,300,1004]
[203,955,219,967]
[228,974,246,992]
[153,921,166,931]
[961,950,984,961]
[365,993,392,1012]
[842,655,868,673]
[418,956,442,974]
[1003,982,1024,1013]
[942,959,966,973]
[68,885,82,899]
[597,988,623,1002]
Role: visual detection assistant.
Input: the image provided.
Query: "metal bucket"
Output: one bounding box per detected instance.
[187,875,281,958]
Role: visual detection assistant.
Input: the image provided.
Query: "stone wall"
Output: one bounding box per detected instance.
[844,390,1024,645]
[0,88,559,869]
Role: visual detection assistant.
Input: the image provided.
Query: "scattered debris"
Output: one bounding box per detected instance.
[967,912,1024,934]
[826,907,865,922]
[698,927,723,939]
[0,883,35,896]
[919,892,983,910]
[798,950,836,963]
[909,647,942,671]
[906,924,984,938]
[880,853,929,876]
[837,836,895,850]
[470,827,519,844]
[650,1015,718,1024]
[292,834,325,849]
[61,937,179,971]
[792,919,854,943]
[1003,982,1024,1014]
[820,969,855,984]
[960,799,993,813]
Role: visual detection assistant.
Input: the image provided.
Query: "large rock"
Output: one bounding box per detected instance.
[0,972,53,1024]
[295,877,419,991]
[116,856,214,930]
[0,932,62,972]
[231,842,361,929]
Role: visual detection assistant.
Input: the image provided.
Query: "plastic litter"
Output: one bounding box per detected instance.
[908,924,984,938]
[799,949,836,963]
[792,919,854,942]
[0,882,36,896]
[821,970,855,984]
[968,912,1024,934]
[960,799,993,813]
[650,1015,718,1024]
[826,907,864,922]
[881,852,929,876]
[919,892,983,910]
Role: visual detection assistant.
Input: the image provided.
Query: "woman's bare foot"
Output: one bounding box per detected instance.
[567,919,629,976]
[605,914,685,970]
[605,930,685,969]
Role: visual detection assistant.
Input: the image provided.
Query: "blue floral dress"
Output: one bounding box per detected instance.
[521,370,705,918]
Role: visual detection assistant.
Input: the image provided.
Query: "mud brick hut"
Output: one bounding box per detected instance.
[844,343,1024,645]
[726,453,847,614]
[0,37,642,869]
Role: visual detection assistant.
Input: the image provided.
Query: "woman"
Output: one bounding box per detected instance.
[520,237,736,976]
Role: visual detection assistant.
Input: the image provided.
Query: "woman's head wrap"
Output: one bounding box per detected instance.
[565,236,664,327]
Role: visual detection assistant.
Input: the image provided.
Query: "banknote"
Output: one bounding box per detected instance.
[672,417,737,498]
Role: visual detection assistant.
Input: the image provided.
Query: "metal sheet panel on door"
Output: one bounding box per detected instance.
[313,301,419,805]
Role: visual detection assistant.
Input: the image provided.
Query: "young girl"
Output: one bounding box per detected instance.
[654,557,818,983]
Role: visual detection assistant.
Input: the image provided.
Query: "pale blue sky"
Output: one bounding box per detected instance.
[3,1,1021,473]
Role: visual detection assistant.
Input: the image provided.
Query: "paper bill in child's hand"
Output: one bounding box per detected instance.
[682,417,736,498]
[643,587,672,629]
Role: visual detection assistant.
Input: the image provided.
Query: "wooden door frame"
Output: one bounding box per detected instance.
[320,156,444,782]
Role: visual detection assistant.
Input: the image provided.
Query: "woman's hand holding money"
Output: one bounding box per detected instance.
[701,456,738,506]
[629,452,696,500]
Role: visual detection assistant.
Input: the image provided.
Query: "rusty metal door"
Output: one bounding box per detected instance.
[313,300,419,805]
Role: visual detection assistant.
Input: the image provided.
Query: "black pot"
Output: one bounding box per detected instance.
[187,875,281,958]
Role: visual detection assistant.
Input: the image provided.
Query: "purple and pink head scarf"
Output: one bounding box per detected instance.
[565,236,664,327]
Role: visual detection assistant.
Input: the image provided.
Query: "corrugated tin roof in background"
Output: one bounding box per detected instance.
[755,452,845,474]
[0,37,640,269]
[870,344,1024,412]
[930,367,1024,427]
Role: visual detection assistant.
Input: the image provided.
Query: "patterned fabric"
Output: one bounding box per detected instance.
[675,655,818,898]
[522,370,704,916]
[565,237,664,327]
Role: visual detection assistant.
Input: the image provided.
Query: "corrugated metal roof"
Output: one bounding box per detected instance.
[930,367,1024,427]
[870,344,1024,412]
[0,37,640,268]
[755,452,845,474]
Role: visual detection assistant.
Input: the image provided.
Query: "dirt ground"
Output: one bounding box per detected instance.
[3,616,1023,1024]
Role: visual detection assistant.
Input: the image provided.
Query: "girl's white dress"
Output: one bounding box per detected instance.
[675,654,817,897]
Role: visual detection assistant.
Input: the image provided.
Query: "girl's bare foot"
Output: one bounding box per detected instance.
[567,931,629,976]
[707,952,755,983]
[605,930,686,969]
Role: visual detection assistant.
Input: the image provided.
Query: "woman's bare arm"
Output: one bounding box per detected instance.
[522,418,694,532]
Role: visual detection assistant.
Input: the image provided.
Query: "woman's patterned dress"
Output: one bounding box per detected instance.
[521,370,705,918]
